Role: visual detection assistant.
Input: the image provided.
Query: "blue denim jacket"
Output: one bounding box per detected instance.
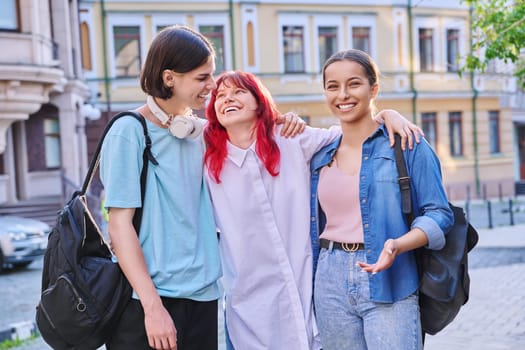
[310,125,454,303]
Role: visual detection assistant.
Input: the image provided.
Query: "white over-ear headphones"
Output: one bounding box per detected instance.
[146,95,203,139]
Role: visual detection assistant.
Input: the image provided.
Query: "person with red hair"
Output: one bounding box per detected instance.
[203,70,422,350]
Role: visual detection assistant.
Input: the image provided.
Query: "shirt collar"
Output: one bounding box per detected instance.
[226,141,256,168]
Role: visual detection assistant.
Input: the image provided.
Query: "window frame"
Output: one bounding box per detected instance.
[488,110,501,154]
[278,14,311,75]
[240,4,260,72]
[0,0,20,32]
[448,111,463,157]
[107,15,146,84]
[43,118,61,170]
[418,28,434,72]
[445,28,460,72]
[199,25,227,73]
[414,17,439,73]
[193,13,231,73]
[352,27,372,54]
[347,14,377,59]
[112,26,142,78]
[441,18,466,74]
[79,7,98,79]
[282,25,306,74]
[421,112,438,150]
[313,15,343,73]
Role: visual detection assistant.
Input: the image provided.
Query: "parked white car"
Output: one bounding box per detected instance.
[0,215,50,270]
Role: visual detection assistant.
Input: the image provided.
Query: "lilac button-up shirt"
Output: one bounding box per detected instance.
[206,125,339,350]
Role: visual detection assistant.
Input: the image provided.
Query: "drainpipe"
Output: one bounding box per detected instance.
[100,0,112,115]
[407,0,418,123]
[469,5,480,196]
[228,0,237,69]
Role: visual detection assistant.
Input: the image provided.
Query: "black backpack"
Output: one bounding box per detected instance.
[393,135,479,336]
[36,111,157,349]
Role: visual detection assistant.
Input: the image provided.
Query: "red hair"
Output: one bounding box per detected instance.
[204,71,280,183]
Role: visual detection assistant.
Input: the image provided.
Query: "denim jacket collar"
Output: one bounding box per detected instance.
[310,125,387,172]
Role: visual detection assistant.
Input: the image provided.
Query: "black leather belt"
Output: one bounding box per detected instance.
[320,239,365,252]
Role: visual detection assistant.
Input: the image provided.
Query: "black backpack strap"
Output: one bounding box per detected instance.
[80,110,158,234]
[393,134,414,224]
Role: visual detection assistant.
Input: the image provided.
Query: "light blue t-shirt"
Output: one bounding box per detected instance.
[100,115,221,301]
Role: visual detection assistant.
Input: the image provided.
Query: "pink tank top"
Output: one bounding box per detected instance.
[318,158,364,243]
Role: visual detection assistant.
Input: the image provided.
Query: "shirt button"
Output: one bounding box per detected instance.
[364,156,369,160]
[361,176,365,181]
[364,223,369,228]
[361,198,366,203]
[311,217,315,221]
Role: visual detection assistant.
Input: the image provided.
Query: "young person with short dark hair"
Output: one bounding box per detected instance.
[101,25,221,350]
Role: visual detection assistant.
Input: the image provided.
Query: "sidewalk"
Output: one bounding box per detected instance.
[8,224,525,349]
[424,223,525,350]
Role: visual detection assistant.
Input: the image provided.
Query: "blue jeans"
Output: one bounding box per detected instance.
[314,248,422,350]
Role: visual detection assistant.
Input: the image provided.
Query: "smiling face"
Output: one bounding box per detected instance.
[213,78,259,130]
[323,59,378,124]
[167,56,217,112]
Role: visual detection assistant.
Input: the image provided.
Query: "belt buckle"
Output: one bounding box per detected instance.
[341,242,359,252]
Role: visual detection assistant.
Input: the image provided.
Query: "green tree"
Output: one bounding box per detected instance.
[465,0,525,88]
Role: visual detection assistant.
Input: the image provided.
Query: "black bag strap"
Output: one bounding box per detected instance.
[79,110,158,233]
[393,134,414,224]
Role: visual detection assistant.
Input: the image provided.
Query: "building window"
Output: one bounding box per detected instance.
[0,0,18,31]
[421,112,437,149]
[446,29,459,72]
[352,27,371,54]
[489,110,501,154]
[44,119,61,169]
[0,153,4,174]
[419,28,434,72]
[318,27,338,71]
[283,26,305,73]
[113,26,141,77]
[449,112,463,156]
[200,25,226,73]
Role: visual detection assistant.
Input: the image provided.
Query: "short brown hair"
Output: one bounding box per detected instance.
[140,25,215,99]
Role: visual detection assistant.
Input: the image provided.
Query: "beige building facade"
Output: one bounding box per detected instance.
[79,0,520,201]
[0,0,93,206]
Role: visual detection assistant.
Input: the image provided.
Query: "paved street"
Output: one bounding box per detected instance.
[1,220,524,349]
[425,224,525,350]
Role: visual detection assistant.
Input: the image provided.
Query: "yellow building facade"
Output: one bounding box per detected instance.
[79,0,519,201]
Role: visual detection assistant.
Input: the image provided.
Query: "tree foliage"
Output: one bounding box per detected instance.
[465,0,525,88]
